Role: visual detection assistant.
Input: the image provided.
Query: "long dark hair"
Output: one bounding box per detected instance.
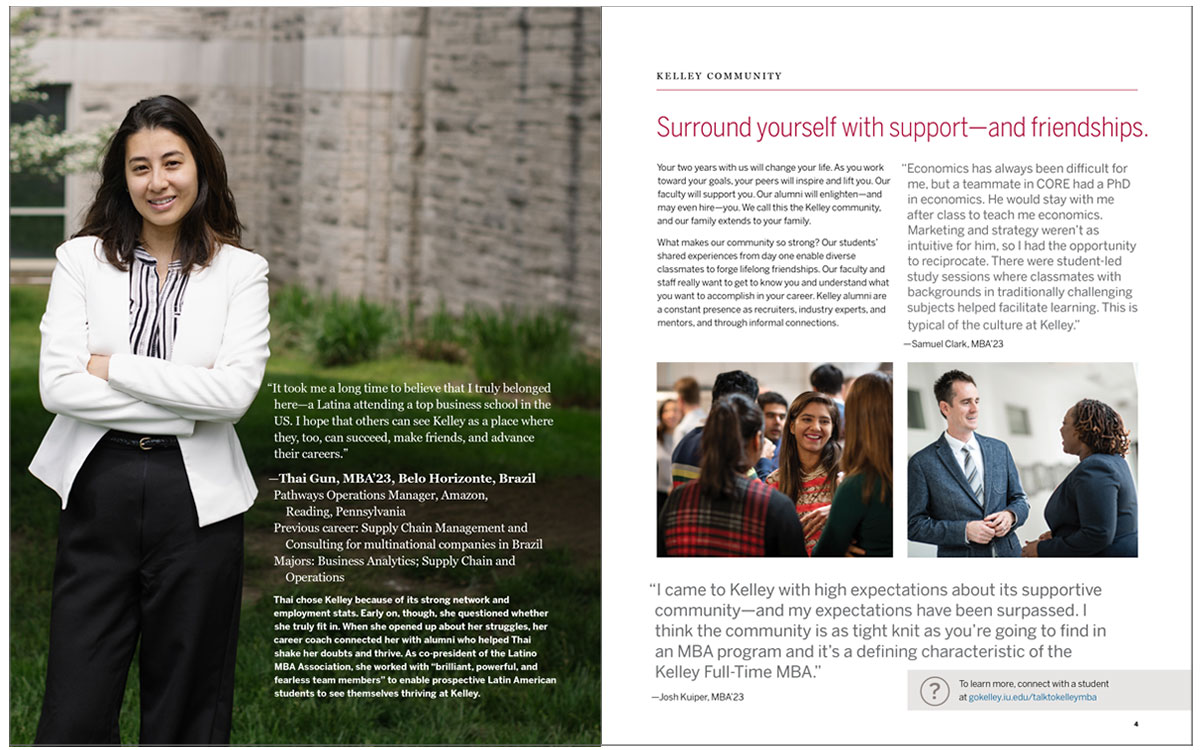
[657,399,677,445]
[842,371,892,503]
[776,391,842,501]
[75,95,245,273]
[698,394,762,503]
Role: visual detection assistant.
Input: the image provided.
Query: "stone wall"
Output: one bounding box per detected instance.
[14,7,601,347]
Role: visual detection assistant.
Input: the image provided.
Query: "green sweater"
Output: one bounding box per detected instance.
[812,473,892,557]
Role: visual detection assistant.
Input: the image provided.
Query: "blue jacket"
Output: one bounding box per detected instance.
[671,426,774,487]
[1040,453,1137,557]
[907,433,1029,557]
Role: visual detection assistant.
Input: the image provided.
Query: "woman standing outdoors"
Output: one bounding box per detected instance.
[29,95,269,743]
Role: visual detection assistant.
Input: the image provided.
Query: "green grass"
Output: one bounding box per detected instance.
[407,298,469,364]
[312,295,397,367]
[270,286,601,409]
[270,286,403,367]
[236,372,599,481]
[10,285,599,745]
[463,307,600,408]
[226,552,600,744]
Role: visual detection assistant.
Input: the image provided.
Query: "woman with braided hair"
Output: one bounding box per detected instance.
[1021,399,1138,557]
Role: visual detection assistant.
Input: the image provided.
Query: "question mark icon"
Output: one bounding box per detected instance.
[921,676,950,706]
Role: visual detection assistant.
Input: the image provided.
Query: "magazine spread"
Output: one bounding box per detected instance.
[6,4,1193,747]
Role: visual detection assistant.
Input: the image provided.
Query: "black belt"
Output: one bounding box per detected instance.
[101,430,180,451]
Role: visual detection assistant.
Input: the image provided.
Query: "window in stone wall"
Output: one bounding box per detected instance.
[907,388,925,430]
[11,84,69,259]
[1005,403,1031,436]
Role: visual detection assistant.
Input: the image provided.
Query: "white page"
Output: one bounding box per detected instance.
[605,6,1190,745]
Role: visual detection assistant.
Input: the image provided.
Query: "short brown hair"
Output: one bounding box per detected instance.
[674,376,700,406]
[933,369,975,418]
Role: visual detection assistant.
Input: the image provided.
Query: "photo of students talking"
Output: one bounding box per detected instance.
[907,363,1137,559]
[657,363,892,558]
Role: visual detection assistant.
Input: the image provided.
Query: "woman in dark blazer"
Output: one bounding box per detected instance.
[1022,399,1137,557]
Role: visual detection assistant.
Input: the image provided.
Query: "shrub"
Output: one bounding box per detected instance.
[269,284,317,352]
[312,295,395,367]
[266,287,599,408]
[463,307,599,408]
[408,299,468,364]
[541,351,601,408]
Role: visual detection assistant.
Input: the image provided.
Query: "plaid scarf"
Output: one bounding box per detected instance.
[662,476,771,556]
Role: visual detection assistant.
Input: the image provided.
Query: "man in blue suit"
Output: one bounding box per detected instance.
[908,370,1029,557]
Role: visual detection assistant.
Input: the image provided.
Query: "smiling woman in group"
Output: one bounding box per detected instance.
[765,391,842,554]
[29,95,269,744]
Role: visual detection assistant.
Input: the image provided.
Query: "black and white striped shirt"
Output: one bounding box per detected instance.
[129,246,188,360]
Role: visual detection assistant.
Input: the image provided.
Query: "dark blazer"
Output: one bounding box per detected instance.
[908,433,1029,557]
[1039,453,1137,557]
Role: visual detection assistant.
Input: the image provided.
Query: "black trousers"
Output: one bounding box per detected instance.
[36,440,243,745]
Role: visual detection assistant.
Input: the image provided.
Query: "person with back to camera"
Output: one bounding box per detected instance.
[657,398,679,510]
[907,369,1028,557]
[1021,399,1138,558]
[765,391,841,554]
[671,375,704,445]
[659,394,806,557]
[809,363,846,430]
[671,369,773,487]
[28,95,269,744]
[814,371,893,557]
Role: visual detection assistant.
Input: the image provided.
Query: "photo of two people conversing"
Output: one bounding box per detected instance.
[907,363,1138,558]
[657,363,893,558]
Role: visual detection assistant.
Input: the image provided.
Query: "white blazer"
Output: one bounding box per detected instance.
[29,236,270,527]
